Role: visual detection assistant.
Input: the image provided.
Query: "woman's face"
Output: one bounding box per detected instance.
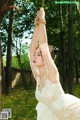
[33,48,45,67]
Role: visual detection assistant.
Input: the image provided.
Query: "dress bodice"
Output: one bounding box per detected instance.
[35,79,65,103]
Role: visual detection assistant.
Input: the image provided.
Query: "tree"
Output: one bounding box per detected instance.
[0,1,19,109]
[59,4,67,91]
[67,4,74,94]
[0,32,2,111]
[0,0,19,23]
[5,4,14,95]
[15,41,28,89]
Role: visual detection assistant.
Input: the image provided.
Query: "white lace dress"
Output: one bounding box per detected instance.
[35,78,80,120]
[29,43,80,120]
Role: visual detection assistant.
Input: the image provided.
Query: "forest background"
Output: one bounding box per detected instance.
[0,0,80,119]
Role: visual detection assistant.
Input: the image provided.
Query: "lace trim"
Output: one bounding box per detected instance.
[55,102,80,120]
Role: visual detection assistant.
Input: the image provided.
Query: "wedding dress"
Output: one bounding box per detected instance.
[35,78,80,120]
[29,43,80,120]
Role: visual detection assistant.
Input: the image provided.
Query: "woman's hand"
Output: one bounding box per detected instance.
[37,7,45,20]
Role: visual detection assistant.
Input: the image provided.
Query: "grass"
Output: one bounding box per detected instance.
[2,87,37,120]
[1,84,80,120]
[74,84,80,97]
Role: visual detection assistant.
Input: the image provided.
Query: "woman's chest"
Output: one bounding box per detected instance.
[35,81,63,103]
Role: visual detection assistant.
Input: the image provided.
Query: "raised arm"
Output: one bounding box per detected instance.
[37,8,47,44]
[29,17,39,79]
[37,8,59,81]
[30,27,39,59]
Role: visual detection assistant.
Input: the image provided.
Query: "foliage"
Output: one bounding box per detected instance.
[11,56,19,68]
[1,0,36,56]
[20,43,30,70]
[11,43,30,69]
[3,43,31,70]
[3,55,30,70]
[1,0,80,73]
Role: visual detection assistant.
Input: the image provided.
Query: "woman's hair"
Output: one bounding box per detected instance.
[36,45,59,60]
[48,45,59,60]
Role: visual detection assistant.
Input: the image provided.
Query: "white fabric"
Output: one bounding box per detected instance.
[35,79,80,120]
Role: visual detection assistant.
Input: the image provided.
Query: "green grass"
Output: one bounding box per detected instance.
[2,87,37,120]
[1,84,80,120]
[74,84,80,97]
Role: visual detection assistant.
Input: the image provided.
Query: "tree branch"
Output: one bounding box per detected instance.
[0,4,19,13]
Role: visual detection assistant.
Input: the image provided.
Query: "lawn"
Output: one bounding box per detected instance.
[2,87,37,120]
[2,84,80,120]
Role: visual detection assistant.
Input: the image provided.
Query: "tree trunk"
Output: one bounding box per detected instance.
[59,5,67,91]
[76,3,80,80]
[0,30,2,112]
[67,4,74,94]
[5,7,14,95]
[65,51,68,84]
[16,41,28,90]
[2,65,6,94]
[0,0,16,96]
[76,0,80,41]
[75,55,79,84]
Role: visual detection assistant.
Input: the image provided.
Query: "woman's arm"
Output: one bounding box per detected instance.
[29,18,39,79]
[37,8,47,44]
[30,26,39,59]
[38,8,59,82]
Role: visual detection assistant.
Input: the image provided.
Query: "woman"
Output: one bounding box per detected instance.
[29,8,80,120]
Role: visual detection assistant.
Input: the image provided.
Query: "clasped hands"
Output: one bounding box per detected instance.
[34,7,46,27]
